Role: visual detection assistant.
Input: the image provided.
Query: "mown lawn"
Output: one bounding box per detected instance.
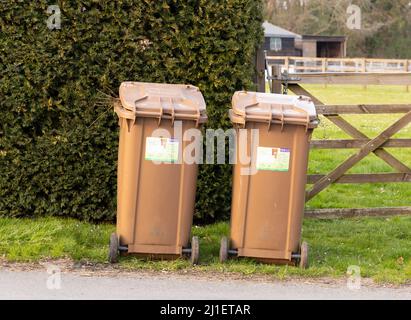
[0,216,410,285]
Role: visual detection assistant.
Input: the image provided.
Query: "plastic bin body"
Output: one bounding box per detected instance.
[115,82,207,257]
[229,92,318,264]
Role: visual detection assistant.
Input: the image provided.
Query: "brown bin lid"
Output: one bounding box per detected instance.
[118,82,207,123]
[231,91,318,127]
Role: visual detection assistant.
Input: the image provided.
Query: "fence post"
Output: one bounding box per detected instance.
[405,60,409,92]
[362,58,367,91]
[285,57,289,74]
[255,48,266,93]
[322,58,327,89]
[271,65,282,94]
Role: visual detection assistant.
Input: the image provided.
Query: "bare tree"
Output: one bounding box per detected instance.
[264,0,411,57]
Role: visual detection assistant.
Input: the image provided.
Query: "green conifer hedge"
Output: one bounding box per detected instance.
[0,1,263,222]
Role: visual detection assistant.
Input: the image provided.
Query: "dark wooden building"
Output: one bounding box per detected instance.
[255,22,348,91]
[301,35,347,58]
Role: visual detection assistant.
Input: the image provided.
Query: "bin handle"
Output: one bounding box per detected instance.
[196,108,201,127]
[242,101,259,128]
[267,104,287,131]
[133,95,203,126]
[241,97,312,131]
[170,97,175,125]
[181,98,201,127]
[243,101,295,128]
[134,95,164,126]
[155,96,163,126]
[269,102,311,132]
[135,95,149,105]
[288,101,310,132]
[187,84,201,127]
[243,102,259,117]
[267,104,273,131]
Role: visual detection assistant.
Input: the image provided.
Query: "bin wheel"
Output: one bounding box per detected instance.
[299,241,309,269]
[109,233,119,264]
[191,236,199,265]
[219,237,229,263]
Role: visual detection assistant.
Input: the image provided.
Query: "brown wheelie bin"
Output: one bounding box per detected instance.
[109,82,207,264]
[220,92,318,268]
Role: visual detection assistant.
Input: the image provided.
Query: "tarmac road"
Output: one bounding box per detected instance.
[0,270,410,300]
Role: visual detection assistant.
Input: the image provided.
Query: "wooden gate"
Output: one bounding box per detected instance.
[268,73,411,218]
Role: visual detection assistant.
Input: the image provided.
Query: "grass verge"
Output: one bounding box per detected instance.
[1,216,410,285]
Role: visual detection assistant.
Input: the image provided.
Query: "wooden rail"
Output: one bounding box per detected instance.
[266,56,411,74]
[285,72,411,86]
[305,207,411,219]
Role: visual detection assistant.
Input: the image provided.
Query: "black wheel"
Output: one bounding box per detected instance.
[109,233,119,263]
[299,241,309,269]
[191,236,199,265]
[219,237,229,263]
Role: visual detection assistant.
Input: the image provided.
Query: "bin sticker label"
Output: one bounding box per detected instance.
[256,147,290,172]
[145,137,179,163]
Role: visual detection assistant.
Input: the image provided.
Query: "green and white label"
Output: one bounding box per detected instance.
[145,137,179,163]
[256,147,291,172]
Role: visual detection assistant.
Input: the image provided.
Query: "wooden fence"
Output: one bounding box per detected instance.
[266,56,411,74]
[267,72,411,218]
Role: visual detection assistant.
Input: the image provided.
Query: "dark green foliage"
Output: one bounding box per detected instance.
[0,1,263,222]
